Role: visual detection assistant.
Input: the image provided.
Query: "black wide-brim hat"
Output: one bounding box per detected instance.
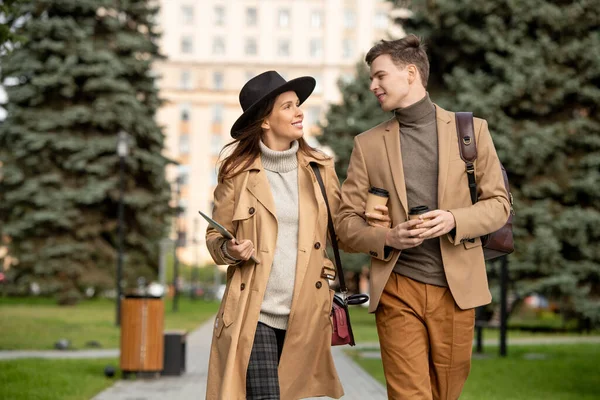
[230,70,316,138]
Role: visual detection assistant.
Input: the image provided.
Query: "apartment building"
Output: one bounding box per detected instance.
[154,0,398,264]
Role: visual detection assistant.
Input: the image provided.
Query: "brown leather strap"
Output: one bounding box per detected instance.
[456,112,477,162]
[310,162,347,293]
[456,112,478,204]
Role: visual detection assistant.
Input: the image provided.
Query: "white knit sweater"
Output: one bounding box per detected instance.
[257,140,299,330]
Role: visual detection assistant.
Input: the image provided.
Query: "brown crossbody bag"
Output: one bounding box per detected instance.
[310,162,369,346]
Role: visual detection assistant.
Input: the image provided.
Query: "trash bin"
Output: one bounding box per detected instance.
[162,330,187,376]
[120,295,164,378]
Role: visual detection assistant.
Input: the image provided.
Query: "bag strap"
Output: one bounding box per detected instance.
[456,112,478,204]
[309,162,347,294]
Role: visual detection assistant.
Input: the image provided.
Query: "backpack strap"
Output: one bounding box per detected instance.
[456,112,478,204]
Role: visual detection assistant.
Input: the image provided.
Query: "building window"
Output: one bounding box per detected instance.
[178,165,190,186]
[179,134,190,154]
[307,106,321,125]
[182,5,194,25]
[344,9,356,29]
[210,168,218,186]
[311,10,323,29]
[181,36,193,54]
[212,104,224,123]
[176,227,187,247]
[180,70,192,90]
[212,37,225,55]
[245,38,257,55]
[211,135,222,156]
[178,199,188,213]
[246,7,257,26]
[278,9,290,28]
[340,72,354,85]
[214,6,225,26]
[313,75,323,94]
[343,39,354,59]
[213,72,224,90]
[310,39,322,58]
[277,39,290,57]
[148,69,161,88]
[180,103,191,121]
[375,11,388,29]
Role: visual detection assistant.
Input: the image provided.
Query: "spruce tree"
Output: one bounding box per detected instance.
[319,62,391,182]
[389,0,600,324]
[0,1,24,52]
[0,0,172,304]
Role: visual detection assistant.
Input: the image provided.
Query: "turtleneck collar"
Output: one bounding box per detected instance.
[394,93,435,128]
[259,140,299,173]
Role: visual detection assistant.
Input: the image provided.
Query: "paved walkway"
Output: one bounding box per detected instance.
[91,319,387,400]
[0,349,118,360]
[4,335,598,361]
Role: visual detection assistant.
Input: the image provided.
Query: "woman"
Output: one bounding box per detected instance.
[204,71,345,400]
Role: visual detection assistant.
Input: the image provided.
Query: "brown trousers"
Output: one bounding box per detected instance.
[376,273,475,400]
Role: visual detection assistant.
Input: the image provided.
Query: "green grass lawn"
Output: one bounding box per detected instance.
[349,344,600,400]
[348,306,597,344]
[348,305,380,343]
[0,297,220,400]
[347,305,600,399]
[0,357,119,400]
[463,345,600,400]
[0,296,220,350]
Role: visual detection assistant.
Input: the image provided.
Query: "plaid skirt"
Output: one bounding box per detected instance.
[246,322,286,399]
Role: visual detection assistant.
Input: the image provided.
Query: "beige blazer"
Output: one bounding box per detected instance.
[205,150,344,400]
[335,104,511,312]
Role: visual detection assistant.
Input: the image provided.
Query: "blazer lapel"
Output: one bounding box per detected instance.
[383,118,408,216]
[435,104,453,208]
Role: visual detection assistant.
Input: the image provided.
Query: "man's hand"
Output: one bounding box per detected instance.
[416,210,456,240]
[363,202,392,228]
[226,239,255,261]
[385,220,427,250]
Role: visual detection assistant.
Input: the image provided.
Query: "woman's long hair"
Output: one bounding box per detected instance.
[218,95,328,182]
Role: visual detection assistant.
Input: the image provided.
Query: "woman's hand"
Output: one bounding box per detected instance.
[225,239,256,261]
[363,202,392,228]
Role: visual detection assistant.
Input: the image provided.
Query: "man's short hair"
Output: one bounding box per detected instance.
[365,34,430,88]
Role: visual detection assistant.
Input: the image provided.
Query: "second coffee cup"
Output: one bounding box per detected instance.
[365,187,389,215]
[408,205,430,226]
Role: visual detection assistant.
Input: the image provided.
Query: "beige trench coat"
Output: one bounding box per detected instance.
[205,150,345,400]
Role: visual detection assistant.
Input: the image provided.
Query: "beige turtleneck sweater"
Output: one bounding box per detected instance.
[393,94,448,287]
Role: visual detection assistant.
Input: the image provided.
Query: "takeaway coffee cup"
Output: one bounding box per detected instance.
[365,187,389,215]
[408,205,430,227]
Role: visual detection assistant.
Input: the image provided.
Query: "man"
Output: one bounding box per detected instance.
[335,35,510,399]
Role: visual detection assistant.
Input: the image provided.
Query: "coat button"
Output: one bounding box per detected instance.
[314,242,321,249]
[315,281,322,289]
[240,283,246,291]
[249,207,255,215]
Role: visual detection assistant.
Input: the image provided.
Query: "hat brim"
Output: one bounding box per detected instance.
[230,76,316,138]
